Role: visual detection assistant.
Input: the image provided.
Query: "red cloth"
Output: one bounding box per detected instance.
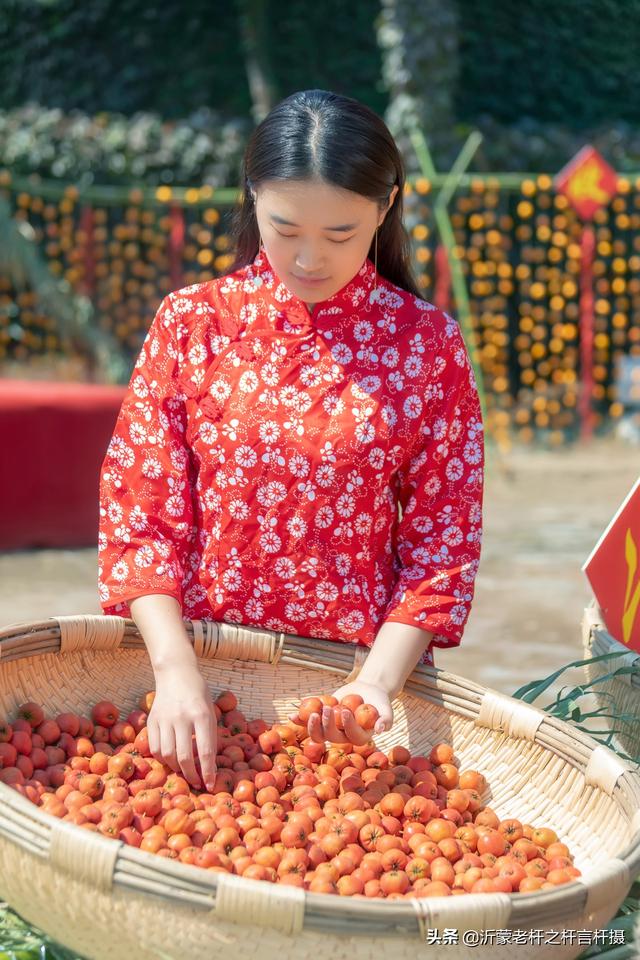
[0,379,126,549]
[98,250,484,663]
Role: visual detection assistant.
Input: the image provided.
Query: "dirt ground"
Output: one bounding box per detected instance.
[0,437,637,698]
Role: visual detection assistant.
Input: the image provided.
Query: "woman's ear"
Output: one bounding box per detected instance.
[379,184,399,226]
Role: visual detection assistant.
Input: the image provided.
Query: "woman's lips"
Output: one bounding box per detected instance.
[292,274,330,286]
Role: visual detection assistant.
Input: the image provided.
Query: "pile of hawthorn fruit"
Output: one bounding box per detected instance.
[0,691,581,898]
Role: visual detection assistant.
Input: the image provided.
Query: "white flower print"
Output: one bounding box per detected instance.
[354,421,375,444]
[463,440,482,465]
[323,394,345,416]
[375,288,403,309]
[368,447,385,470]
[450,603,467,626]
[300,365,322,387]
[280,385,298,407]
[381,346,400,367]
[202,489,221,512]
[316,581,339,602]
[274,557,296,578]
[443,525,464,547]
[240,303,258,323]
[107,502,123,524]
[287,515,308,538]
[353,321,374,342]
[166,494,185,518]
[412,514,434,534]
[358,375,381,394]
[110,438,135,469]
[404,355,422,377]
[449,417,463,443]
[315,505,334,528]
[331,343,353,364]
[285,601,305,621]
[433,417,448,441]
[210,379,232,402]
[403,395,423,419]
[381,405,398,429]
[294,392,312,415]
[316,464,335,487]
[354,513,372,535]
[188,344,207,365]
[424,475,442,497]
[245,598,264,619]
[222,568,242,591]
[260,529,282,553]
[235,445,257,468]
[229,498,250,520]
[261,363,279,386]
[336,492,356,517]
[129,505,148,531]
[256,481,287,507]
[131,375,149,399]
[288,453,310,478]
[337,610,365,633]
[259,420,280,444]
[431,570,452,592]
[469,503,482,524]
[335,553,351,576]
[239,370,259,392]
[197,416,219,443]
[445,458,464,482]
[111,559,129,582]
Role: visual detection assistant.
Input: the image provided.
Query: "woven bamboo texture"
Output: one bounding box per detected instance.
[0,614,639,960]
[582,603,640,759]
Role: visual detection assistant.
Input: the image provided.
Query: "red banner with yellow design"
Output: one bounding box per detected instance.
[583,477,640,652]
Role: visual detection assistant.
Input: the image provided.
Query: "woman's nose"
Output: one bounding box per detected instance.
[295,244,325,273]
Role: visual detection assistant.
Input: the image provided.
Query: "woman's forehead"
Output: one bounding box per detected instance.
[258,178,374,220]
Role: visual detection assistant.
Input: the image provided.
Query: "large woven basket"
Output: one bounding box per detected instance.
[1,615,639,960]
[582,602,640,760]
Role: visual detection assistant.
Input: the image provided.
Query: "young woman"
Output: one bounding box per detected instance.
[98,89,484,791]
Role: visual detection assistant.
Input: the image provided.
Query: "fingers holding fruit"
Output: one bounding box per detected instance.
[290,687,389,746]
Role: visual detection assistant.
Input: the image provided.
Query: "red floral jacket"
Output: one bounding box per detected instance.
[98,249,484,666]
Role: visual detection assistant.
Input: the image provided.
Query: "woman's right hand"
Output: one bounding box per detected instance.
[146,663,218,791]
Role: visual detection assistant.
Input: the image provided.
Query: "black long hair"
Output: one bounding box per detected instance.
[228,89,422,299]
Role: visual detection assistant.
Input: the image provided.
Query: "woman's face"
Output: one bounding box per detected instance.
[252,178,398,305]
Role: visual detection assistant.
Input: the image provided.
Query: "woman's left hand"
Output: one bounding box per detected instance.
[289,681,394,746]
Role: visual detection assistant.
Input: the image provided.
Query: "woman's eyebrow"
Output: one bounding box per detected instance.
[269,213,358,232]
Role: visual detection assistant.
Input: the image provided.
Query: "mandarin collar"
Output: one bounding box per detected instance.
[245,247,381,331]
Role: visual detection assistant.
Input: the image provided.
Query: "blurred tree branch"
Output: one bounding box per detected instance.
[235,0,280,124]
[377,0,461,168]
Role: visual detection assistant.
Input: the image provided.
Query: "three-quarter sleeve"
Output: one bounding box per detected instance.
[382,320,484,649]
[97,294,196,617]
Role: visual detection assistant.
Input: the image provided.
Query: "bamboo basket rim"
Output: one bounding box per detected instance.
[0,613,639,939]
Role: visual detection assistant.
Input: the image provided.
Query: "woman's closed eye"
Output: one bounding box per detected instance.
[275,229,353,244]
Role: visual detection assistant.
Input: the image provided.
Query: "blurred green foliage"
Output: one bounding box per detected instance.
[0,0,386,118]
[456,0,640,128]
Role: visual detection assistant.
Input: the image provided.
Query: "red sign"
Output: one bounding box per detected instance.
[555,145,618,221]
[583,477,640,652]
